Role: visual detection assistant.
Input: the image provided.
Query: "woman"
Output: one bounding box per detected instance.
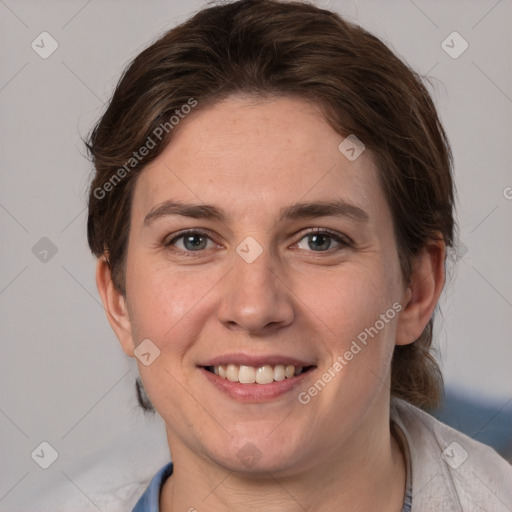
[86,1,512,510]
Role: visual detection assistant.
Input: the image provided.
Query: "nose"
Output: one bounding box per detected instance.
[217,242,295,335]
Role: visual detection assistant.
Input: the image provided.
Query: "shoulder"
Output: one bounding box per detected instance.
[391,398,512,512]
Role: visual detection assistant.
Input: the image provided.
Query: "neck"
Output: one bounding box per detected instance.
[160,401,406,512]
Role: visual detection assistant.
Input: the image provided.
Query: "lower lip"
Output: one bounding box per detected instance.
[200,367,314,402]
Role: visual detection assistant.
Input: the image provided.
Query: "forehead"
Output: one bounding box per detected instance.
[132,96,386,225]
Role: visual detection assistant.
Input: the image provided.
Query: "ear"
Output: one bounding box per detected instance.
[95,256,135,357]
[395,240,446,346]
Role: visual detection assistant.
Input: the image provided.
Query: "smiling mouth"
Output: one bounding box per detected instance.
[204,364,315,384]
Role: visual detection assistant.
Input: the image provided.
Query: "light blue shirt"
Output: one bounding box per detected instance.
[132,462,173,512]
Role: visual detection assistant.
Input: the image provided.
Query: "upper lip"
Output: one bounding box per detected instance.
[199,353,316,368]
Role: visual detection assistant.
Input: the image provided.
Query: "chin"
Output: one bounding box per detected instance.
[207,433,307,475]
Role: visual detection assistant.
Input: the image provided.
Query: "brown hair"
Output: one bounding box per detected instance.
[86,0,454,411]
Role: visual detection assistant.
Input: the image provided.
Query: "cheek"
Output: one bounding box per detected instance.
[300,266,402,405]
[299,259,401,349]
[125,252,222,353]
[124,259,216,417]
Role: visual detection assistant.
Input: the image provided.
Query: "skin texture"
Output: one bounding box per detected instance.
[96,95,445,511]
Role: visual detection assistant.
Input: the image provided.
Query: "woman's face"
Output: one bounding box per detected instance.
[115,95,411,474]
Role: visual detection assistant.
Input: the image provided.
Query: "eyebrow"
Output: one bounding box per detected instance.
[143,198,369,226]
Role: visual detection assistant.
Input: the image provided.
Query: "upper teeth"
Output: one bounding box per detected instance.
[212,364,303,384]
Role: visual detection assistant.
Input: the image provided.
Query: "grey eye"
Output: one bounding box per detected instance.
[297,231,345,252]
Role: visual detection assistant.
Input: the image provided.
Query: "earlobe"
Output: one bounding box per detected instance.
[95,257,135,357]
[395,240,446,346]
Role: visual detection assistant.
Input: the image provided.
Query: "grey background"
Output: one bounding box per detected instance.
[1,0,511,510]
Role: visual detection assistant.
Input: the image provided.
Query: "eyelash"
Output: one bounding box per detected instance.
[163,228,352,256]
